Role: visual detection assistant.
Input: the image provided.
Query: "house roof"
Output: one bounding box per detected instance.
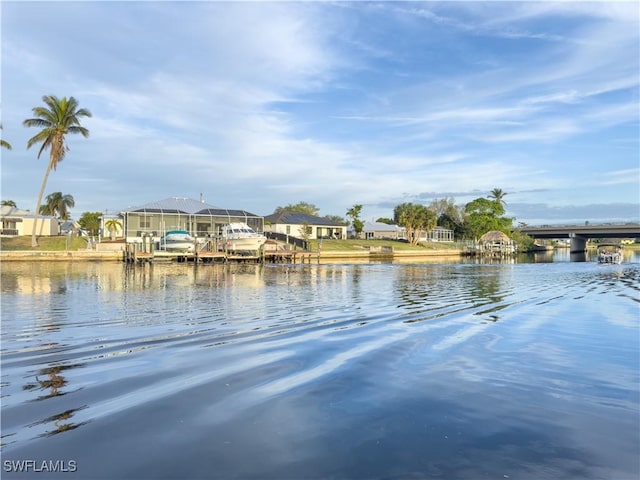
[362,221,404,232]
[0,206,55,220]
[264,211,345,226]
[120,197,260,218]
[480,230,511,242]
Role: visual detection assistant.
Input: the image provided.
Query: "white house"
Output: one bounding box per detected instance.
[361,221,406,240]
[263,211,347,240]
[0,206,58,237]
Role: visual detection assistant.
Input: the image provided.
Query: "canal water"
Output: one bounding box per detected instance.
[1,253,639,479]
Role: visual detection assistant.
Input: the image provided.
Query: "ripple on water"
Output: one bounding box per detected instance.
[1,261,639,479]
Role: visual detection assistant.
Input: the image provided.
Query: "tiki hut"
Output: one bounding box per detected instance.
[479,230,516,255]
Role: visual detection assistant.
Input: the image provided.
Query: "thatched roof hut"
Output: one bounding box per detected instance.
[480,230,511,243]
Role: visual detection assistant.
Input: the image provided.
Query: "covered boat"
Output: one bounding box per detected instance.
[221,223,266,254]
[160,230,197,252]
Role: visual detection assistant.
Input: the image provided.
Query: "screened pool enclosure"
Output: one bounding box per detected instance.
[120,197,264,243]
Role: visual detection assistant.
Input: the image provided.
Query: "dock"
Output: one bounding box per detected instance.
[123,240,316,265]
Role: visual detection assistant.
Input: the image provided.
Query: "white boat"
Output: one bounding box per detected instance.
[597,244,623,264]
[160,230,197,252]
[221,223,266,253]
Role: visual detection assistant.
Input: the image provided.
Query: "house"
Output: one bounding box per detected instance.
[361,221,406,240]
[263,211,347,240]
[0,206,59,237]
[119,197,263,242]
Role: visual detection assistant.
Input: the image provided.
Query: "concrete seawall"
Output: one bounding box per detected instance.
[0,251,123,261]
[0,248,463,262]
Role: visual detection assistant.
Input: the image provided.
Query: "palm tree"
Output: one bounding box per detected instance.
[1,200,17,207]
[0,124,11,150]
[104,218,123,240]
[40,192,75,220]
[488,188,507,207]
[24,95,91,247]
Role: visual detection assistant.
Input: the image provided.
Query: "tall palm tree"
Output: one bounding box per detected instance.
[0,124,11,150]
[39,192,75,220]
[488,188,507,207]
[1,200,17,207]
[24,95,91,247]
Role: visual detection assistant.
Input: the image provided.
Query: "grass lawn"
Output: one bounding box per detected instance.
[0,235,89,251]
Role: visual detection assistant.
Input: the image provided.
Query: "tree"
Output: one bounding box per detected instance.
[274,201,319,216]
[104,218,123,240]
[376,217,394,225]
[346,204,364,236]
[78,211,101,236]
[393,202,437,245]
[24,95,91,247]
[0,124,11,150]
[463,197,512,240]
[430,198,464,239]
[39,192,75,220]
[488,188,507,207]
[1,200,17,207]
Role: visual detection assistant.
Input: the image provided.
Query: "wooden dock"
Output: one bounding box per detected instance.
[123,241,316,265]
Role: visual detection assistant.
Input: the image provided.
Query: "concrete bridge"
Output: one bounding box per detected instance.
[519,223,640,253]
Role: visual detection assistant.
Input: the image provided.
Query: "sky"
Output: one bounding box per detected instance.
[1,1,638,225]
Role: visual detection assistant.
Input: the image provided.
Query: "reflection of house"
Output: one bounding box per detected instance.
[119,197,263,242]
[263,211,347,240]
[0,206,58,237]
[362,221,406,240]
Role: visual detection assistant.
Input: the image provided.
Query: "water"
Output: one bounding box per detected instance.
[1,255,639,479]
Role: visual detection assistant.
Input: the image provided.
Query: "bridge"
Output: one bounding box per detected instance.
[519,223,640,252]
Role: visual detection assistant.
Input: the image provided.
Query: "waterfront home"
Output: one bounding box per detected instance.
[0,206,58,237]
[119,197,263,243]
[361,221,406,240]
[263,211,347,240]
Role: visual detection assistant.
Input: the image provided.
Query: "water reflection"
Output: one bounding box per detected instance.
[1,260,638,479]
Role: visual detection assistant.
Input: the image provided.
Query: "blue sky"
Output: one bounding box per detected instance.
[1,1,638,225]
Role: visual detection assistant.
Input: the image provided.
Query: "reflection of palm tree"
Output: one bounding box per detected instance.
[39,192,75,220]
[24,95,91,247]
[23,363,83,399]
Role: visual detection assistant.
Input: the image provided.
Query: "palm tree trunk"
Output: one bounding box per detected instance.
[31,156,54,248]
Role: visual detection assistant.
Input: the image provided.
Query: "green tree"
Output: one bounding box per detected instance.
[393,202,437,245]
[24,95,91,247]
[104,218,123,240]
[78,211,102,236]
[346,204,364,236]
[274,201,319,216]
[463,197,512,240]
[39,192,75,220]
[488,188,507,207]
[376,217,394,225]
[0,124,11,150]
[430,198,465,239]
[1,200,17,207]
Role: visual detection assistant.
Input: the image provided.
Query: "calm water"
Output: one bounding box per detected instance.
[1,254,639,479]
